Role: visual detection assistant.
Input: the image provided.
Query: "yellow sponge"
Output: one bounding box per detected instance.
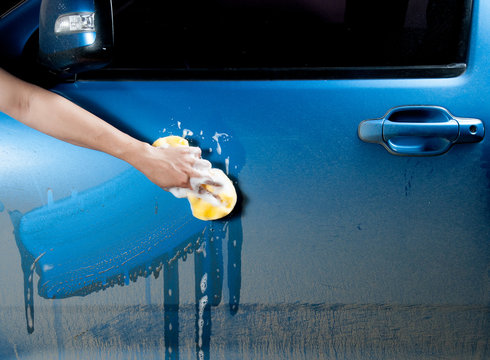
[152,136,237,220]
[153,135,189,148]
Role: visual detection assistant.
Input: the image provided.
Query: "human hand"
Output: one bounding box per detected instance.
[0,69,222,193]
[127,142,204,190]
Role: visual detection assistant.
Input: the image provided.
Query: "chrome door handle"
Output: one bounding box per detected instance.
[358,106,484,156]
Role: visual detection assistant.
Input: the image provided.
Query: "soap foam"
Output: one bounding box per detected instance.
[168,158,224,208]
[212,132,229,155]
[153,136,237,220]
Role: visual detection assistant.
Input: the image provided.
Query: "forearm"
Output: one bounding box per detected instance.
[0,68,144,164]
[0,68,203,189]
[26,87,145,162]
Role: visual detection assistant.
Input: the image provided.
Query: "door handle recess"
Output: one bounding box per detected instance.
[358,106,484,156]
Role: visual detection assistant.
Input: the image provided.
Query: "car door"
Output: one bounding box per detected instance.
[0,0,488,359]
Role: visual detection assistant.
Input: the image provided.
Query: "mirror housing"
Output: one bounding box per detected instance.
[38,0,113,76]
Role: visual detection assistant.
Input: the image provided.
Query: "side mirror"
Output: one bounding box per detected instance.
[38,0,113,76]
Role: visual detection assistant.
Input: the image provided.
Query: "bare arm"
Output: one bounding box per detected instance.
[0,68,201,189]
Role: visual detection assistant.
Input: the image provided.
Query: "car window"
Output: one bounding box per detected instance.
[99,0,472,79]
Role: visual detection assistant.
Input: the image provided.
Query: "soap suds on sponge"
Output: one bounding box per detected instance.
[152,136,237,220]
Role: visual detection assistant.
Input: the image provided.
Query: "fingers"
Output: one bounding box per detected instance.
[188,158,212,182]
[151,143,223,191]
[188,146,202,157]
[204,180,223,187]
[182,146,204,170]
[193,158,212,171]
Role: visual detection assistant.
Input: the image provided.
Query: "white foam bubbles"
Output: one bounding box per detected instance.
[200,273,207,294]
[212,132,229,155]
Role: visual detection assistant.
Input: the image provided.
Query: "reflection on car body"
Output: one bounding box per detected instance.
[10,166,243,359]
[0,0,489,359]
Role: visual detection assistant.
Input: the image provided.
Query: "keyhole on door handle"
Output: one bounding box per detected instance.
[358,106,484,156]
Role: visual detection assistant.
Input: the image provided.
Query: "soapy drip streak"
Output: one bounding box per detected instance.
[118,249,148,267]
[42,217,196,293]
[97,266,116,275]
[167,240,198,266]
[44,222,216,299]
[30,252,47,272]
[76,218,189,271]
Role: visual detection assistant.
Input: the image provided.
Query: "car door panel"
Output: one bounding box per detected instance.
[0,0,488,359]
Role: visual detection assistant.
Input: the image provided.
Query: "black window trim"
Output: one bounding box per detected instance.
[0,0,28,19]
[79,63,467,81]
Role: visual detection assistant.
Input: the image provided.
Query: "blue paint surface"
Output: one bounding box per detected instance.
[0,0,489,359]
[0,0,40,59]
[18,168,205,299]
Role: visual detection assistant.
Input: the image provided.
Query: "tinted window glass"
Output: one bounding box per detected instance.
[106,0,472,76]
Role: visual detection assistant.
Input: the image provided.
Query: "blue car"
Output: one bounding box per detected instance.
[0,0,488,359]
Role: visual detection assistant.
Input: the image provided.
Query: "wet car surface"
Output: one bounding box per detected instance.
[0,0,489,359]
